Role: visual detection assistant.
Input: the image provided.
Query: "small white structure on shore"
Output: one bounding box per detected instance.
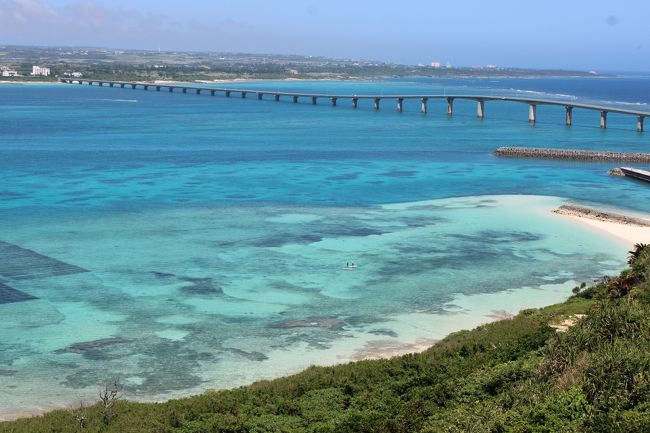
[1,66,19,77]
[31,66,51,77]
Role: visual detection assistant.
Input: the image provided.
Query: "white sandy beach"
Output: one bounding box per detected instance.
[353,200,650,363]
[559,216,650,246]
[0,80,60,85]
[553,206,650,246]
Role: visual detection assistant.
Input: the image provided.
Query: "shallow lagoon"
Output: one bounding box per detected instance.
[0,195,628,416]
[0,78,648,417]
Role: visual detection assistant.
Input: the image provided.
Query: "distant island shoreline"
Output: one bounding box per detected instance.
[0,74,625,87]
[0,45,612,85]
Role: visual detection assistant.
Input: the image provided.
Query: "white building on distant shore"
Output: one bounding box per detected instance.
[31,66,51,77]
[1,66,19,77]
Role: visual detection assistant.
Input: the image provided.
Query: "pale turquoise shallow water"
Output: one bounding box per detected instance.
[0,78,649,417]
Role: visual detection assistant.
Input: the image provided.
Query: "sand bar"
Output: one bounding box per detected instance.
[553,204,650,246]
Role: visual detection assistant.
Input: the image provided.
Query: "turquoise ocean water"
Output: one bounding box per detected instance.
[1,77,650,417]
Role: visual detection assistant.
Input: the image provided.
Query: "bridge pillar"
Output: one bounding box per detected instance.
[396,98,404,112]
[169,87,174,92]
[196,89,201,95]
[331,97,337,107]
[447,97,454,116]
[637,116,645,133]
[312,96,318,105]
[600,111,608,129]
[565,106,573,126]
[225,91,231,97]
[275,94,280,102]
[98,82,104,86]
[120,83,125,88]
[293,95,299,103]
[257,92,263,100]
[477,100,485,119]
[352,98,358,109]
[210,90,215,96]
[131,84,136,89]
[421,97,428,114]
[88,81,93,85]
[528,104,537,123]
[110,83,114,87]
[182,88,187,94]
[241,92,247,98]
[143,85,149,90]
[374,98,380,111]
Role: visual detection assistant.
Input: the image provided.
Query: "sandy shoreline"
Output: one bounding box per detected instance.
[350,201,650,363]
[553,204,650,246]
[0,77,360,86]
[0,80,61,85]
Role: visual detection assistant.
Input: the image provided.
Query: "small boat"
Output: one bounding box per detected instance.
[343,263,358,270]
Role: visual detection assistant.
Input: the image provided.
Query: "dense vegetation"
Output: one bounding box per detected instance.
[2,245,649,433]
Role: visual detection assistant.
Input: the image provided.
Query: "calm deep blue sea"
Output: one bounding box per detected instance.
[1,77,649,417]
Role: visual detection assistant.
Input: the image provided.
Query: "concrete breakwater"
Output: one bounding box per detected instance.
[493,147,650,162]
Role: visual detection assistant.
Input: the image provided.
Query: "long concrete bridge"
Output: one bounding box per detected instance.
[59,78,650,133]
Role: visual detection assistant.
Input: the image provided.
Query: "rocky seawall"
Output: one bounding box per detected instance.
[493,147,650,162]
[553,204,650,227]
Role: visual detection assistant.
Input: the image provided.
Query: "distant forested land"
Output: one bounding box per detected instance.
[0,45,603,82]
[2,244,648,432]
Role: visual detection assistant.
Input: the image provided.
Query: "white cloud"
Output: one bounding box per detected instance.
[0,0,206,49]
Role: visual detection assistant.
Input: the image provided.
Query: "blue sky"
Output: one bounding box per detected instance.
[1,0,649,71]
